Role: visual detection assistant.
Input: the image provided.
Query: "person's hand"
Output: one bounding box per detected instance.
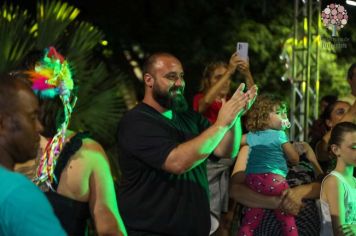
[244,84,258,111]
[236,57,251,77]
[219,211,235,231]
[292,141,307,156]
[226,52,240,74]
[227,53,251,77]
[279,188,305,216]
[216,83,248,128]
[237,84,258,116]
[338,224,356,236]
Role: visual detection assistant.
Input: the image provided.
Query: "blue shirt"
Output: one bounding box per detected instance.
[246,129,289,177]
[0,166,66,236]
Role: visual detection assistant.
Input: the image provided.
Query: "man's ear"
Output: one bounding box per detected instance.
[0,114,16,134]
[143,73,154,88]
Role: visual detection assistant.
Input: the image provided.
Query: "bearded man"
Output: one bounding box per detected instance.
[116,52,257,236]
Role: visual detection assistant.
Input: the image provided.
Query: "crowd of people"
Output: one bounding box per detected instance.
[0,46,355,236]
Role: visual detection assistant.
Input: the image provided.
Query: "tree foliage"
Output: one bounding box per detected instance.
[0,0,134,178]
[82,0,355,102]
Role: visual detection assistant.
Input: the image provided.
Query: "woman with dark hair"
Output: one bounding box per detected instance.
[17,47,127,236]
[314,101,351,173]
[309,95,338,150]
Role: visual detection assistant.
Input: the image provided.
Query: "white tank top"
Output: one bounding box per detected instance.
[320,171,356,236]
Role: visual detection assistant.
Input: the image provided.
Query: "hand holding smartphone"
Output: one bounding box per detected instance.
[237,42,248,61]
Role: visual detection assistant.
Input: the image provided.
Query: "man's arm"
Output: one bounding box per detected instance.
[163,83,248,174]
[213,116,242,159]
[213,84,258,159]
[85,140,127,236]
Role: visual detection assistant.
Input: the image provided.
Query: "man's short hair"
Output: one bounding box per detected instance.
[347,63,356,81]
[0,73,32,114]
[142,52,178,75]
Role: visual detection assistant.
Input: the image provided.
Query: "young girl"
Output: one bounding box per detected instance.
[238,94,300,236]
[320,122,356,236]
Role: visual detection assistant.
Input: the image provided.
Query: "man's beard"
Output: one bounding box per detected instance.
[153,85,188,113]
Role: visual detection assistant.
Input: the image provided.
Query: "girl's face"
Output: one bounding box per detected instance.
[332,131,356,167]
[269,104,288,130]
[209,66,230,97]
[326,101,351,128]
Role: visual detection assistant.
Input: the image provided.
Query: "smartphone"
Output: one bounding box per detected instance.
[237,42,248,61]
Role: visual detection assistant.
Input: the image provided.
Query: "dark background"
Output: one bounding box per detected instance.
[8,0,356,102]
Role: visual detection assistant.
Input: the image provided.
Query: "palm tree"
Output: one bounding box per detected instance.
[0,0,137,179]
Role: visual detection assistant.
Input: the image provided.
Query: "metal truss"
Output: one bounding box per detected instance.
[290,0,321,141]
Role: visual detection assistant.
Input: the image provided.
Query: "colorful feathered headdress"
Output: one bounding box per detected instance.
[28,47,77,190]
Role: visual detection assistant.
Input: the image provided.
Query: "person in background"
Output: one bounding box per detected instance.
[313,100,351,173]
[320,95,339,115]
[339,63,356,105]
[193,52,255,235]
[320,122,356,236]
[309,95,338,150]
[0,74,65,236]
[193,52,254,123]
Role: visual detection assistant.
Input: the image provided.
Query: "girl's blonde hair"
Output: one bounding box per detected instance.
[199,62,228,93]
[245,94,285,132]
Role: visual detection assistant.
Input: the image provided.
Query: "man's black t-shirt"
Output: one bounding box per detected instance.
[117,103,211,236]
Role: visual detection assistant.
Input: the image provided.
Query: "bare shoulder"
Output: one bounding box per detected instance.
[323,174,344,194]
[74,137,109,163]
[323,174,339,187]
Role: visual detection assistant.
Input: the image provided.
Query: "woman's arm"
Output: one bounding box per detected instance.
[198,53,240,113]
[236,59,255,89]
[293,141,324,176]
[84,140,127,236]
[315,139,331,162]
[240,134,247,146]
[322,175,346,236]
[282,142,300,165]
